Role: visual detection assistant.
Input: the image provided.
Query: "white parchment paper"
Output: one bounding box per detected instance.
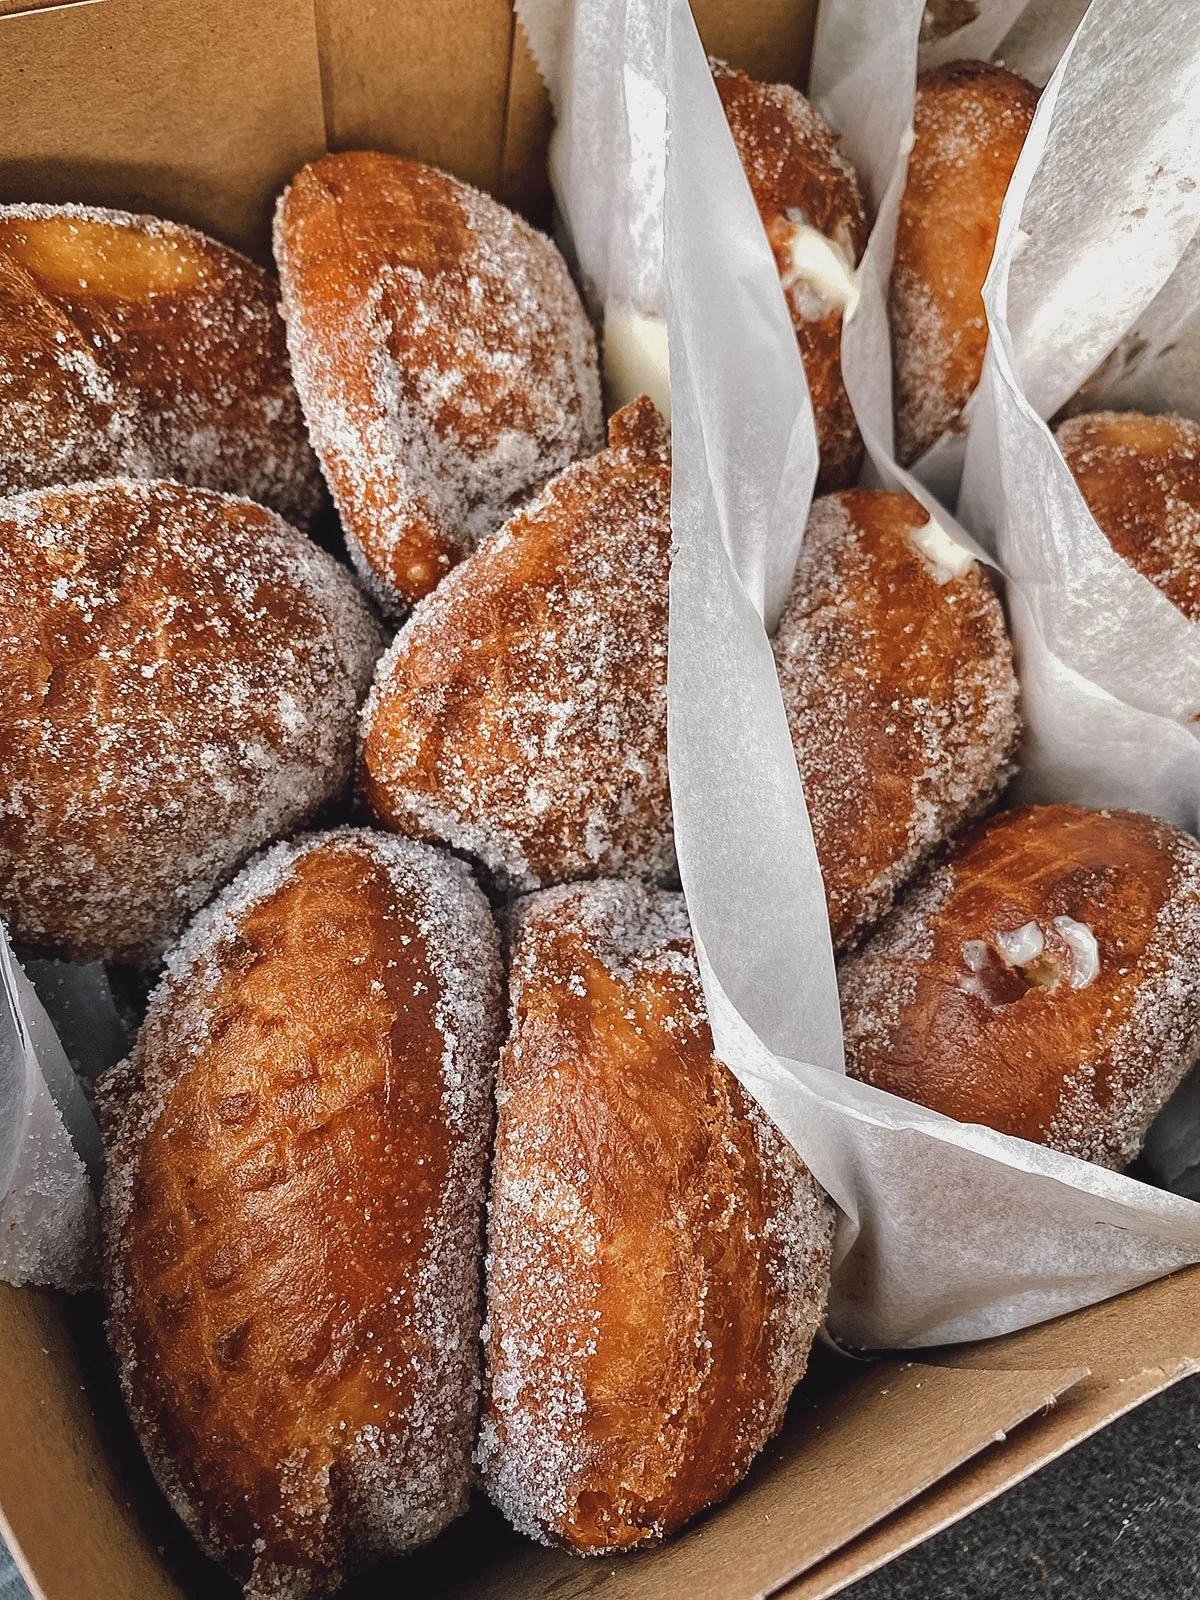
[662,0,1200,1348]
[0,924,99,1290]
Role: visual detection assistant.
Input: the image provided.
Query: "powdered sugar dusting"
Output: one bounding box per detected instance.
[1056,411,1200,623]
[478,879,834,1551]
[360,399,673,892]
[98,828,503,1599]
[773,490,1019,949]
[0,479,384,964]
[274,153,603,615]
[0,203,322,524]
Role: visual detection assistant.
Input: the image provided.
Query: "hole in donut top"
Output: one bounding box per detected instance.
[959,917,1100,1003]
[2,214,204,299]
[768,210,860,319]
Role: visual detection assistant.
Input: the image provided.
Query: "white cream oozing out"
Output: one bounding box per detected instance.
[909,513,977,584]
[1054,916,1101,989]
[602,306,670,421]
[995,921,1045,968]
[778,214,860,318]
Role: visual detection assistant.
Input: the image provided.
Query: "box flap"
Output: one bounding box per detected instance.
[783,1264,1200,1599]
[0,0,327,260]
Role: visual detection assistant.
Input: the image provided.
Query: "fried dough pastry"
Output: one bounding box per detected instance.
[773,489,1019,949]
[274,150,603,615]
[0,204,322,523]
[890,62,1037,465]
[478,879,834,1553]
[359,397,672,890]
[0,479,383,964]
[841,805,1200,1168]
[98,829,503,1600]
[714,62,868,493]
[1057,410,1200,622]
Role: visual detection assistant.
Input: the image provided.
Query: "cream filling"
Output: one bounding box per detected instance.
[602,306,671,421]
[778,216,860,318]
[909,514,977,584]
[1054,916,1100,989]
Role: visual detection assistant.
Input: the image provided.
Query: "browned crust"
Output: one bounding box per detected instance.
[1057,410,1200,622]
[358,398,673,891]
[0,479,384,965]
[0,204,322,525]
[773,489,1019,949]
[714,63,868,492]
[478,879,834,1554]
[840,804,1200,1168]
[274,151,602,615]
[98,830,503,1600]
[890,61,1038,465]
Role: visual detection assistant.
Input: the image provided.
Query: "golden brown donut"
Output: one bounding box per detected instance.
[478,879,834,1553]
[274,150,603,615]
[0,479,383,965]
[97,829,503,1600]
[0,204,322,524]
[1056,410,1200,622]
[773,489,1019,949]
[714,61,868,493]
[359,397,671,890]
[890,62,1037,465]
[840,804,1200,1168]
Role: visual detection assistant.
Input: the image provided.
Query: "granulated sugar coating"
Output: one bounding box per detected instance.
[360,397,673,891]
[773,489,1019,951]
[1056,411,1200,623]
[96,829,503,1600]
[713,60,867,493]
[274,151,603,616]
[889,63,1037,466]
[840,804,1200,1169]
[0,479,384,965]
[478,879,835,1553]
[0,204,323,525]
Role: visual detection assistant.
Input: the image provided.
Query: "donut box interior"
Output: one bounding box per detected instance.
[1,2,1199,1598]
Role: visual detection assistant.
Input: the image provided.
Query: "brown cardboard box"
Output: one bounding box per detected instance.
[0,3,1197,1597]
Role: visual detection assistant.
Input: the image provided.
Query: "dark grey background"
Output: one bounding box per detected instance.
[2,1373,1197,1599]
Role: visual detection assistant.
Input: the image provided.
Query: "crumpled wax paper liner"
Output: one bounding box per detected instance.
[662,0,1200,1349]
[957,0,1200,1192]
[817,0,1099,506]
[0,923,101,1290]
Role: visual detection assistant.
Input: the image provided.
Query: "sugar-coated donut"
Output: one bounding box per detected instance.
[890,62,1037,466]
[1057,410,1200,622]
[840,804,1200,1168]
[714,62,867,493]
[359,397,671,891]
[0,479,383,964]
[0,204,322,524]
[97,829,503,1600]
[478,879,834,1553]
[773,489,1019,949]
[274,151,603,615]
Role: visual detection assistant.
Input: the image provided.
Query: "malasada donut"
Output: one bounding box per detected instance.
[840,804,1200,1168]
[0,203,322,524]
[890,61,1037,465]
[773,488,1019,949]
[478,878,834,1553]
[1057,410,1200,622]
[359,397,672,890]
[714,61,868,493]
[274,150,603,615]
[0,479,383,964]
[97,829,503,1600]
